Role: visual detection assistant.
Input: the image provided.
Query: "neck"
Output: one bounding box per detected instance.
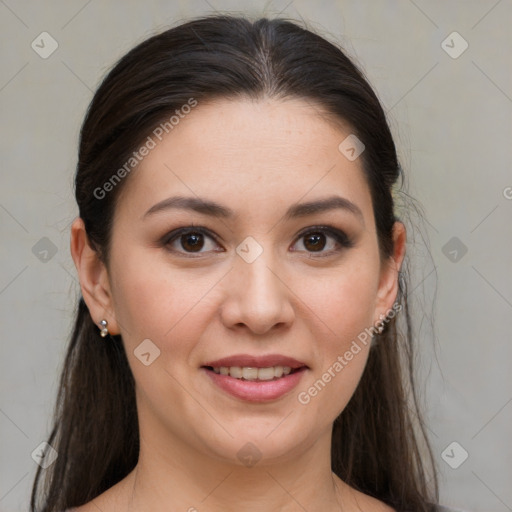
[118,420,353,512]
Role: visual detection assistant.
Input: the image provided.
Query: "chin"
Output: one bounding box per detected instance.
[198,419,318,467]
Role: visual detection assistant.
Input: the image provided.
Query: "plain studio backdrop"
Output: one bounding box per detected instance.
[0,1,511,511]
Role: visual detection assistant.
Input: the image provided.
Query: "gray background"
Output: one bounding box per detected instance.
[1,1,511,511]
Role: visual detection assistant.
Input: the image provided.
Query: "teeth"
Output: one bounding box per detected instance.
[211,365,294,380]
[256,367,275,380]
[230,366,243,379]
[242,367,258,380]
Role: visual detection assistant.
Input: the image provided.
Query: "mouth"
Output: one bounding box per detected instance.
[201,354,309,402]
[203,365,304,381]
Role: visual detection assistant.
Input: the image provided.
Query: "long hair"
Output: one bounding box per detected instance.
[31,14,439,511]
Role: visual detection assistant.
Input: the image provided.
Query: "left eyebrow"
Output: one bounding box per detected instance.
[142,194,364,225]
[282,195,364,225]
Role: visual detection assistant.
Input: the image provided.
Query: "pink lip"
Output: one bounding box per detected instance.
[202,354,309,402]
[202,366,307,402]
[203,354,308,369]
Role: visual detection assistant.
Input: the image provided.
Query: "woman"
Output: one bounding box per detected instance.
[31,14,448,512]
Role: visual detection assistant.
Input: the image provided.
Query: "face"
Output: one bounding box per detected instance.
[76,97,404,466]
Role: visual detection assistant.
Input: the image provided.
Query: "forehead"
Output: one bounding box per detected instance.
[115,97,373,224]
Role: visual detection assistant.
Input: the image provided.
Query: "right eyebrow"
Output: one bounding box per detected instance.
[143,196,233,220]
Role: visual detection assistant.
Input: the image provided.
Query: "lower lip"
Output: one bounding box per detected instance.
[202,367,307,402]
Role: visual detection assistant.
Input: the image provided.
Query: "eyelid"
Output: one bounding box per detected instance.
[161,224,354,256]
[292,225,354,255]
[160,225,222,250]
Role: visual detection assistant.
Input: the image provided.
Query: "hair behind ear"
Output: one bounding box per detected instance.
[30,298,139,511]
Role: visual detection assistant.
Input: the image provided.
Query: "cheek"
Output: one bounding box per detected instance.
[110,250,216,359]
[295,257,379,346]
[292,256,379,418]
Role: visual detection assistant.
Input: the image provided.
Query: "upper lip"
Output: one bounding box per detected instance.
[203,354,308,369]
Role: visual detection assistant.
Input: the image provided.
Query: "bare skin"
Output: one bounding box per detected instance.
[71,97,405,512]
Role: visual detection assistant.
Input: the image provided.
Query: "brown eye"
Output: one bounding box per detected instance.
[303,232,326,252]
[292,226,354,256]
[180,232,205,252]
[163,227,221,256]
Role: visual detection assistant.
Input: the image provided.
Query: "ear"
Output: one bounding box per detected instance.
[374,221,406,322]
[70,217,120,335]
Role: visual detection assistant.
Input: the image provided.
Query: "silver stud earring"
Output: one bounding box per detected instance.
[99,319,109,337]
[374,322,384,335]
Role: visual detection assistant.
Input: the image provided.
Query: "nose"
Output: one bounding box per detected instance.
[219,249,295,335]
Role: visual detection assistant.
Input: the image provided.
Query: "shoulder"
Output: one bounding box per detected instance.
[63,505,108,512]
[364,499,472,512]
[400,505,469,512]
[348,489,396,511]
[62,471,135,512]
[62,502,110,512]
[63,502,113,512]
[333,477,397,511]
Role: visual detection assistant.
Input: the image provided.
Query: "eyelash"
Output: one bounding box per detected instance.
[160,224,354,258]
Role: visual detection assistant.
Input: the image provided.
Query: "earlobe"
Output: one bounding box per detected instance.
[375,221,407,319]
[70,217,120,335]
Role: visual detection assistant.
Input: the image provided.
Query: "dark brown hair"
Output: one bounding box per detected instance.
[31,14,439,512]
